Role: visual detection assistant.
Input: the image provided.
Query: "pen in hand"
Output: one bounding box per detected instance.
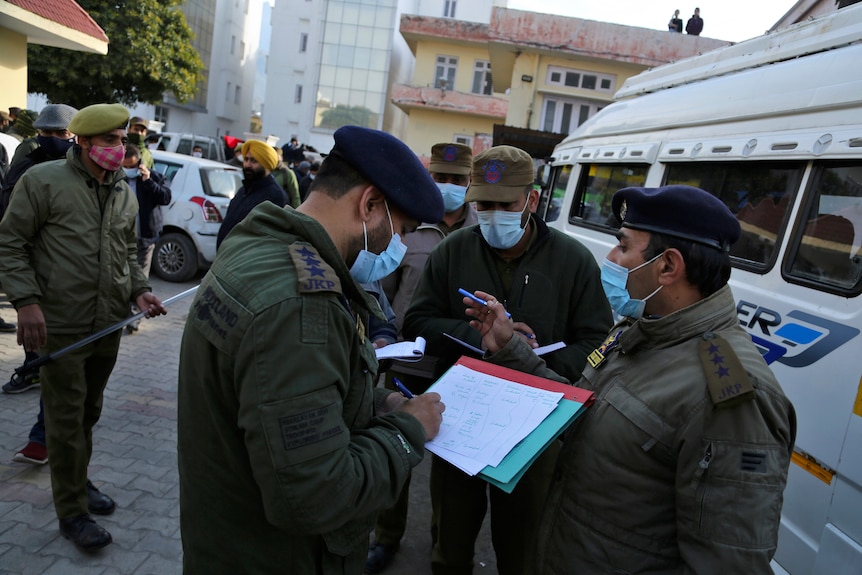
[393,377,415,399]
[458,288,512,319]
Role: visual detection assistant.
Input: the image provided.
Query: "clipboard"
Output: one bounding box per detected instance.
[428,356,594,493]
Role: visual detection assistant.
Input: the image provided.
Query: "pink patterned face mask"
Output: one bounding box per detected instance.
[88,143,125,172]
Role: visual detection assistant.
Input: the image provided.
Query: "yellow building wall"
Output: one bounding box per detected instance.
[0,29,29,112]
[413,40,495,94]
[509,53,646,131]
[403,107,495,158]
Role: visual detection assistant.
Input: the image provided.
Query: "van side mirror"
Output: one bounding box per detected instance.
[537,164,552,188]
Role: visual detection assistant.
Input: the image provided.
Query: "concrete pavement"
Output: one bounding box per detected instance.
[0,275,499,575]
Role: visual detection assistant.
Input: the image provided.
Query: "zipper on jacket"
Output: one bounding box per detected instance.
[517,273,529,307]
[695,442,713,530]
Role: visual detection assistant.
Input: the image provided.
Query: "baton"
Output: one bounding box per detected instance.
[13,285,200,377]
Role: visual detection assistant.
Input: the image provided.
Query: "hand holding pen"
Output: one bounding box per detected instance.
[392,377,445,441]
[460,289,538,352]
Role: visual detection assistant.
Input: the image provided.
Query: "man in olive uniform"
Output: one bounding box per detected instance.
[126,116,153,169]
[405,145,611,575]
[367,141,478,573]
[467,185,796,574]
[0,103,166,551]
[177,126,447,574]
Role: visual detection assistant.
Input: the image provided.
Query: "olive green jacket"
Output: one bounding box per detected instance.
[177,202,426,574]
[0,146,150,333]
[488,285,796,574]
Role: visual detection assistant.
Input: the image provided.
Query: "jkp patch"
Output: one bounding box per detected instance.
[290,243,341,294]
[482,159,505,184]
[699,334,755,407]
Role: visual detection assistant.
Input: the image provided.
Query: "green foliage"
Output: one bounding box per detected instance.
[27,0,203,108]
[318,105,379,130]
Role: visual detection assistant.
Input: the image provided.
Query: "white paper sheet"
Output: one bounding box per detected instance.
[375,337,426,362]
[426,364,563,469]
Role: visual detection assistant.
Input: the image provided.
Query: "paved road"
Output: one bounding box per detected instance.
[0,274,498,574]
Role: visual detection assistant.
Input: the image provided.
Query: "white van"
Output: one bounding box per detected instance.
[537,6,862,574]
[152,132,226,163]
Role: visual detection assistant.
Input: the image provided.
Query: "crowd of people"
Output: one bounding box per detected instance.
[0,102,794,574]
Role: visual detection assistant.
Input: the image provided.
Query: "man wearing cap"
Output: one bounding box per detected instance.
[7,109,39,166]
[2,104,79,467]
[404,145,611,575]
[466,185,796,574]
[216,139,290,249]
[0,103,167,552]
[126,116,154,168]
[176,125,446,574]
[365,141,478,573]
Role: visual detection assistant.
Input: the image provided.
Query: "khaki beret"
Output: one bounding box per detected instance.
[429,142,472,176]
[68,103,130,137]
[242,140,278,171]
[465,145,535,203]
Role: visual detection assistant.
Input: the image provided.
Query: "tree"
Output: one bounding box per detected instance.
[27,0,203,109]
[318,105,379,130]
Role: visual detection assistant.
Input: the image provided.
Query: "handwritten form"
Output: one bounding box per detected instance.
[426,364,563,475]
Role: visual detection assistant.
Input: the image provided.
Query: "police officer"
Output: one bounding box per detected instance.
[467,185,796,574]
[0,103,166,551]
[177,126,446,574]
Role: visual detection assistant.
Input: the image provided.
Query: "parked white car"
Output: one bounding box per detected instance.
[150,151,242,282]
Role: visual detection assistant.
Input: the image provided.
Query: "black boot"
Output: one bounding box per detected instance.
[59,514,112,551]
[87,480,116,515]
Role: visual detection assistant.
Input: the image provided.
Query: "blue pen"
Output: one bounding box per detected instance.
[393,377,415,399]
[458,288,512,319]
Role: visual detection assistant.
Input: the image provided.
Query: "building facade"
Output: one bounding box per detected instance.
[395,7,729,161]
[263,0,501,156]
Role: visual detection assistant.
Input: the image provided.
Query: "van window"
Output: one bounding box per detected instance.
[786,161,862,295]
[665,162,804,269]
[568,164,649,227]
[539,165,572,222]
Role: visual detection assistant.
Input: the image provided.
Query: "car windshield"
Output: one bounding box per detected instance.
[202,168,242,199]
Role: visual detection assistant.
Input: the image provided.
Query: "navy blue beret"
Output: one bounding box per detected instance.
[612,185,741,252]
[330,126,444,223]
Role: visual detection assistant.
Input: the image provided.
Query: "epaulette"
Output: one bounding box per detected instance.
[289,243,342,295]
[699,333,756,407]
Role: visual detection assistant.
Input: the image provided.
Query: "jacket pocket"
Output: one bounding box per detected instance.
[690,438,785,548]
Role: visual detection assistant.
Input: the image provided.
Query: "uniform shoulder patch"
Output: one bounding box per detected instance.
[699,334,756,408]
[289,243,342,294]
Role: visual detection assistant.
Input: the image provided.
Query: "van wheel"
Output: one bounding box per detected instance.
[154,232,198,282]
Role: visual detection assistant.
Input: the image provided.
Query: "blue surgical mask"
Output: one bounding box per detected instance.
[123,167,141,180]
[349,201,407,284]
[437,182,467,212]
[600,253,663,319]
[477,200,529,250]
[37,134,75,159]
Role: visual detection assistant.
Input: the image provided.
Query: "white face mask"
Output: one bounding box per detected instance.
[192,151,203,158]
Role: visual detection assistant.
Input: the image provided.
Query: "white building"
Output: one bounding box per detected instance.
[131,0,267,142]
[263,0,503,155]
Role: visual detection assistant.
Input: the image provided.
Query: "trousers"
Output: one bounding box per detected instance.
[429,441,560,575]
[40,331,121,519]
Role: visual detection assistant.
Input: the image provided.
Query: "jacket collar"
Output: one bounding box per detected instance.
[618,284,738,354]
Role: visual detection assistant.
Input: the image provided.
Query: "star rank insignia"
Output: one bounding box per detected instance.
[699,334,756,407]
[290,244,342,294]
